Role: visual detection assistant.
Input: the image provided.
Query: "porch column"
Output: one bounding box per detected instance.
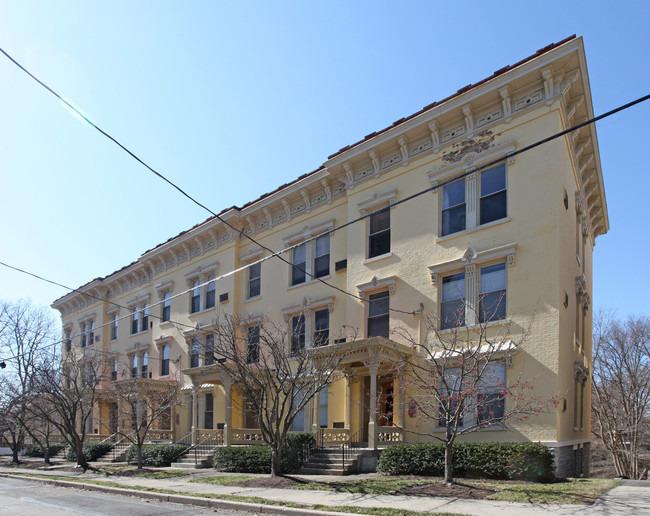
[396,367,405,429]
[311,389,320,434]
[191,386,198,445]
[223,381,232,446]
[345,373,352,428]
[367,363,379,449]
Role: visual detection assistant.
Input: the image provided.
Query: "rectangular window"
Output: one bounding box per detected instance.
[141,304,149,332]
[479,263,506,323]
[247,325,260,364]
[65,331,72,352]
[161,344,170,376]
[141,352,148,378]
[190,337,200,368]
[291,315,306,354]
[80,323,87,348]
[291,388,306,431]
[111,358,118,381]
[131,308,139,335]
[368,291,390,338]
[291,244,306,285]
[162,292,171,322]
[191,280,201,313]
[247,262,261,299]
[442,179,466,236]
[439,367,463,427]
[479,164,507,225]
[313,309,329,347]
[368,208,391,258]
[477,363,506,424]
[205,334,215,366]
[319,387,328,428]
[204,393,214,429]
[131,354,138,378]
[314,234,330,278]
[110,314,118,340]
[205,275,216,309]
[87,321,94,345]
[441,273,465,329]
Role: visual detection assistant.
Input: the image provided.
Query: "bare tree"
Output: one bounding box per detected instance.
[30,349,103,471]
[210,314,353,477]
[106,362,180,469]
[389,303,557,484]
[0,300,57,463]
[592,312,650,479]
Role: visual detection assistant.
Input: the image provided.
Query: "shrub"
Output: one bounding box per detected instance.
[213,432,314,474]
[377,441,554,481]
[125,444,188,467]
[67,442,113,462]
[23,443,66,458]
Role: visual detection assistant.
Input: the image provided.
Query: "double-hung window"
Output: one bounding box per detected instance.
[190,280,201,313]
[141,352,148,378]
[441,273,466,329]
[368,291,390,338]
[190,337,200,368]
[313,309,329,347]
[204,393,214,429]
[247,262,261,299]
[141,304,149,332]
[111,358,118,381]
[291,315,306,354]
[110,314,118,340]
[368,208,390,258]
[247,325,260,364]
[314,234,330,277]
[131,354,139,378]
[477,363,506,424]
[162,292,171,322]
[160,344,170,376]
[205,334,215,365]
[80,323,87,348]
[131,308,140,335]
[478,263,506,323]
[205,274,216,309]
[291,244,307,286]
[439,163,507,237]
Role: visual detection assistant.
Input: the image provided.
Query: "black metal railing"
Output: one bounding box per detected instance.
[191,430,223,466]
[341,428,367,471]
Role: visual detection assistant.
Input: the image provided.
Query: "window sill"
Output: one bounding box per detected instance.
[288,274,332,291]
[436,217,511,243]
[244,295,262,304]
[129,329,149,337]
[363,252,393,265]
[438,318,511,335]
[188,307,217,318]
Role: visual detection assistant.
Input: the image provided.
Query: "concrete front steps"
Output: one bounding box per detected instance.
[171,448,217,469]
[299,447,365,475]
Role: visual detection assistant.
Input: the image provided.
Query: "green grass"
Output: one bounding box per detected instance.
[189,475,257,485]
[483,478,621,504]
[294,478,431,494]
[131,470,191,479]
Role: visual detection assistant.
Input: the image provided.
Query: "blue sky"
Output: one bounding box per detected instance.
[0,1,648,323]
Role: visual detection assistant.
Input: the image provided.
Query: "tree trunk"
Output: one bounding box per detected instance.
[75,441,88,471]
[10,434,21,464]
[43,446,51,465]
[270,447,282,477]
[137,444,143,470]
[444,441,454,484]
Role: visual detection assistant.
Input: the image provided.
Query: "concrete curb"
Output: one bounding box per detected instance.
[0,473,363,516]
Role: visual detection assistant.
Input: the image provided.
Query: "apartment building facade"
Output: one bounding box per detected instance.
[52,35,607,477]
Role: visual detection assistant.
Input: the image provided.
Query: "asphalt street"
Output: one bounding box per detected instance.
[0,476,251,516]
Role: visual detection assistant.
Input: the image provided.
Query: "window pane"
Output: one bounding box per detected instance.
[205,335,215,365]
[369,230,390,258]
[442,204,466,236]
[369,291,389,316]
[368,291,390,338]
[479,291,506,322]
[368,315,389,338]
[442,273,465,301]
[370,208,390,233]
[480,264,505,293]
[247,326,260,364]
[205,275,216,309]
[315,234,329,257]
[293,244,306,263]
[480,190,507,225]
[291,244,306,285]
[314,309,329,346]
[314,255,330,277]
[443,179,465,209]
[441,299,465,329]
[480,164,506,197]
[249,278,261,298]
[291,315,305,353]
[249,262,261,280]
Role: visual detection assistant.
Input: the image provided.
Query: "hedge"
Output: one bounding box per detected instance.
[377,442,554,481]
[23,443,66,458]
[67,442,113,462]
[213,432,314,474]
[125,444,188,467]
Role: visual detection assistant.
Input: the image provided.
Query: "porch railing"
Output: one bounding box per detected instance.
[377,426,403,445]
[341,427,367,471]
[231,428,263,444]
[317,428,349,447]
[190,430,224,466]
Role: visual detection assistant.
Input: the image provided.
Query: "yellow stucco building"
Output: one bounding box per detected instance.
[52,35,607,477]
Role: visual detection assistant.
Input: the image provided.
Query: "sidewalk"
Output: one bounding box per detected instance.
[0,464,647,515]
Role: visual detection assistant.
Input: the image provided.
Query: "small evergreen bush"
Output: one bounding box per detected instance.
[377,441,554,481]
[125,444,188,467]
[213,432,314,474]
[23,443,66,458]
[66,442,113,462]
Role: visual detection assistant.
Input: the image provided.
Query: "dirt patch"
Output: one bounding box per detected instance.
[237,476,312,489]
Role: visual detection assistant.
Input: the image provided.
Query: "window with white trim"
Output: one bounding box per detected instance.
[160,343,170,376]
[190,337,200,368]
[190,280,201,314]
[247,325,260,364]
[162,291,171,322]
[440,163,507,237]
[313,309,329,347]
[247,262,261,299]
[130,300,149,335]
[284,220,334,287]
[110,313,118,340]
[477,363,506,424]
[205,274,216,309]
[368,291,390,338]
[291,315,305,354]
[368,208,390,258]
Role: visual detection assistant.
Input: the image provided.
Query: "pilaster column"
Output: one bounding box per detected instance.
[346,375,352,429]
[367,363,379,449]
[312,389,320,434]
[191,386,198,445]
[223,381,232,446]
[465,172,478,230]
[465,263,477,326]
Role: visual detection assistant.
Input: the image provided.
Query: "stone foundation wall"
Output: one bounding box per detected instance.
[552,441,591,478]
